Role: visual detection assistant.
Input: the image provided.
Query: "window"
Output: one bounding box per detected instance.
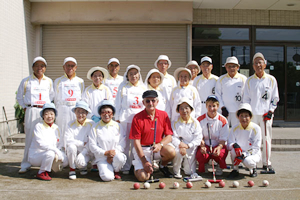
[193,27,249,40]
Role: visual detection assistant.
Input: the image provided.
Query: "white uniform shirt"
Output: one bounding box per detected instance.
[215,73,247,112]
[29,121,61,155]
[243,72,279,115]
[17,74,54,108]
[172,116,202,150]
[115,82,146,123]
[104,74,123,101]
[147,85,171,117]
[227,122,262,157]
[54,74,84,106]
[193,74,219,115]
[161,72,177,99]
[89,120,126,162]
[170,85,201,122]
[82,84,112,117]
[65,119,94,153]
[197,113,229,147]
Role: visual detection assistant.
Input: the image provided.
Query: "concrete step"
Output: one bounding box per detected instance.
[271,144,300,151]
[2,142,25,150]
[272,139,300,145]
[6,134,25,143]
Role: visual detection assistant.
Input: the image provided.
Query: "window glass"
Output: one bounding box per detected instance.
[256,28,300,41]
[193,27,249,40]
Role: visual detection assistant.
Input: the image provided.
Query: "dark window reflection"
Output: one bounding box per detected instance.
[193,27,249,40]
[256,29,300,41]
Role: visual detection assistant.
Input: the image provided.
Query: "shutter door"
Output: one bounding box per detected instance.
[42,25,187,85]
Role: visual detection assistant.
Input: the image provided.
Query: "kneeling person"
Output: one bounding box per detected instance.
[227,103,262,178]
[130,90,176,182]
[65,101,94,180]
[89,100,127,181]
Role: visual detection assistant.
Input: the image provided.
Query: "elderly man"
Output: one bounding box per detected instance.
[54,57,84,149]
[243,52,279,172]
[104,58,123,102]
[129,90,175,181]
[193,56,219,115]
[215,56,247,127]
[17,56,54,173]
[185,60,201,85]
[154,55,177,99]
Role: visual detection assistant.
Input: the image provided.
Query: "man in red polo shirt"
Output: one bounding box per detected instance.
[130,90,175,182]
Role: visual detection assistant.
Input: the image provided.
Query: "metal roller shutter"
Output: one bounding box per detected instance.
[42,25,187,85]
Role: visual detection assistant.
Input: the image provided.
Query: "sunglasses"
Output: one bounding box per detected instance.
[145,99,157,103]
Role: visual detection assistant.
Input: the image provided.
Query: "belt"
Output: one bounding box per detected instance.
[142,145,152,147]
[61,101,76,106]
[27,105,43,108]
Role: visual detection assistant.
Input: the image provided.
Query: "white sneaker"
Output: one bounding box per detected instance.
[215,166,223,176]
[174,174,182,179]
[19,168,29,174]
[80,169,88,175]
[69,171,76,180]
[122,170,130,175]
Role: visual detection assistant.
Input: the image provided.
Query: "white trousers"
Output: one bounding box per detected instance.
[97,153,127,182]
[132,146,162,171]
[228,112,239,127]
[252,115,273,166]
[21,107,42,169]
[29,150,68,172]
[55,105,76,149]
[67,144,92,169]
[230,149,261,170]
[173,147,197,176]
[120,122,133,171]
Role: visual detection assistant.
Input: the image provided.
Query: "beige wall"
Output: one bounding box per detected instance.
[193,9,300,26]
[31,1,193,24]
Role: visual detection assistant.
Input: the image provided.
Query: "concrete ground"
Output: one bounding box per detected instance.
[1,127,300,200]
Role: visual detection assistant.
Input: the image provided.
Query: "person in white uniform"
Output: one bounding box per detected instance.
[243,52,279,171]
[170,68,201,122]
[193,56,219,115]
[54,57,84,149]
[89,100,127,181]
[172,97,202,179]
[154,55,177,99]
[227,103,262,178]
[144,69,171,116]
[185,60,201,86]
[82,66,112,123]
[115,65,146,174]
[17,56,54,173]
[104,58,123,102]
[28,103,68,181]
[215,56,247,127]
[65,101,95,180]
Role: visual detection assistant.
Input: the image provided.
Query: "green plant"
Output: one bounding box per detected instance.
[14,91,25,124]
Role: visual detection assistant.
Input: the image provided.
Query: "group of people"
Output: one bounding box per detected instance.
[16,53,279,181]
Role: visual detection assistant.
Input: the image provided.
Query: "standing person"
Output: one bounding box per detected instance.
[170,68,201,122]
[89,100,127,181]
[144,69,171,116]
[193,56,219,115]
[227,103,262,178]
[65,101,94,180]
[196,95,229,175]
[243,52,279,171]
[115,65,146,174]
[28,103,68,181]
[185,60,201,85]
[154,55,177,99]
[54,57,84,149]
[17,56,54,173]
[130,90,175,181]
[215,56,247,127]
[104,58,123,102]
[82,66,112,123]
[172,97,202,179]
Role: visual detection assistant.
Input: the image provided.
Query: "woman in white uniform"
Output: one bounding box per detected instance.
[185,60,201,86]
[115,65,146,174]
[144,69,171,116]
[89,100,127,181]
[82,66,112,123]
[28,103,67,181]
[65,101,95,180]
[172,97,202,178]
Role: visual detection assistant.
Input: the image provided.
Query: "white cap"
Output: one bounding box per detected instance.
[154,55,172,69]
[185,60,200,72]
[63,57,77,66]
[144,69,164,88]
[174,67,192,81]
[87,66,109,81]
[176,97,194,112]
[72,101,92,114]
[224,56,240,67]
[32,56,47,66]
[108,58,120,65]
[253,52,266,62]
[236,103,253,118]
[201,56,212,64]
[123,64,143,84]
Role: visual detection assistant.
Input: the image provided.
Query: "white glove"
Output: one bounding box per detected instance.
[54,149,64,162]
[75,153,87,168]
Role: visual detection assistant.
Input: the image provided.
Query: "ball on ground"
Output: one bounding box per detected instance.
[233,181,239,188]
[205,181,211,188]
[248,180,254,187]
[144,182,150,189]
[219,180,225,188]
[159,182,166,189]
[186,182,193,189]
[173,182,180,189]
[262,180,269,187]
[134,183,140,190]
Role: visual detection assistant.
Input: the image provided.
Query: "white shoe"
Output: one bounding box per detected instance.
[69,171,76,180]
[215,166,223,176]
[174,174,182,179]
[122,170,129,175]
[19,168,29,174]
[80,169,88,175]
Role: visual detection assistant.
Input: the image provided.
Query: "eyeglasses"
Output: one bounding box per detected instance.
[101,110,113,115]
[145,99,157,104]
